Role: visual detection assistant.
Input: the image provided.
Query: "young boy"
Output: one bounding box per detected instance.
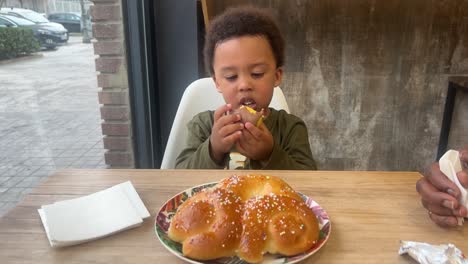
[175,6,316,170]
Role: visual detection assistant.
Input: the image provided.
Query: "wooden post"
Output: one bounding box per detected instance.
[200,0,213,27]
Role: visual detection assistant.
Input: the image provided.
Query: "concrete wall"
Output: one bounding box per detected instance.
[213,0,468,171]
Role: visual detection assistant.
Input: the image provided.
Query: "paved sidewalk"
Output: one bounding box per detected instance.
[0,36,106,217]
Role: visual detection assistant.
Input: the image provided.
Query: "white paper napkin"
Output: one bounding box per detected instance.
[38,181,150,247]
[439,150,466,225]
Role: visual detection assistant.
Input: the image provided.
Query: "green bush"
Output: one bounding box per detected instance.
[0,27,40,60]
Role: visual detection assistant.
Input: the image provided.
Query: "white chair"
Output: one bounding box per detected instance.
[160,77,290,169]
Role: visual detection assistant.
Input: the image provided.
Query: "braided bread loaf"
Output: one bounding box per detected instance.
[167,174,320,263]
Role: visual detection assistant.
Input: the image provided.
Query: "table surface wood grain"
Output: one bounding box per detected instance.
[0,169,466,264]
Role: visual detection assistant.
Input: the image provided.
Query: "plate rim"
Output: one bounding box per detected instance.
[155,181,331,264]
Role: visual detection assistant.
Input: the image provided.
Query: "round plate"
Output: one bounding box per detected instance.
[155,182,331,264]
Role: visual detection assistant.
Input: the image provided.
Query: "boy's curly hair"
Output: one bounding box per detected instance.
[204,6,285,75]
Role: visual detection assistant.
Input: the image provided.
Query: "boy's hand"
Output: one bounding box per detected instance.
[416,146,468,227]
[210,104,243,164]
[236,122,273,161]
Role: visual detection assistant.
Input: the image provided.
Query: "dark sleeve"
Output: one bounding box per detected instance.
[250,114,317,170]
[175,112,227,169]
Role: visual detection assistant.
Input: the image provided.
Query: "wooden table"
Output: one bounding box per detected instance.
[0,169,466,263]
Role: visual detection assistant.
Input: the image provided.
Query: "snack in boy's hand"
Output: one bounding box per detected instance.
[232,106,264,127]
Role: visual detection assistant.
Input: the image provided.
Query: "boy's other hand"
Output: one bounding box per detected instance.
[236,122,273,161]
[210,104,243,163]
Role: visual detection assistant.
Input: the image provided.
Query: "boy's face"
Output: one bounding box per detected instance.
[212,35,283,115]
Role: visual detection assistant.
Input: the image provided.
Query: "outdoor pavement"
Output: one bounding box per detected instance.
[0,36,106,217]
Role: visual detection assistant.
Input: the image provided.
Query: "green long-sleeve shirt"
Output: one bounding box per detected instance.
[175,108,317,170]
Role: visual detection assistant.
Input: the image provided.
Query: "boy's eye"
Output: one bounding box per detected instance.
[252,72,264,79]
[225,75,237,81]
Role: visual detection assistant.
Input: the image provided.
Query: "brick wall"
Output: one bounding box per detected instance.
[90,0,133,168]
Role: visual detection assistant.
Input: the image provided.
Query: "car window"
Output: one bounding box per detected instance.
[2,15,35,26]
[4,12,21,18]
[64,13,80,21]
[0,17,14,27]
[48,14,57,19]
[18,10,49,23]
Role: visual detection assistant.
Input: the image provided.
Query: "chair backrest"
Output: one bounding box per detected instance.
[160,77,290,169]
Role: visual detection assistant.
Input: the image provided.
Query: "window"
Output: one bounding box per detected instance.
[0,17,14,27]
[15,10,49,23]
[3,15,35,26]
[71,14,81,21]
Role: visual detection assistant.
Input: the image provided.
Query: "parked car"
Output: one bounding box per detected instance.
[0,7,68,43]
[48,12,81,33]
[0,14,66,49]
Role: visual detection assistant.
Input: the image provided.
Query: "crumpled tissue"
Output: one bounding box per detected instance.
[399,240,467,264]
[439,150,466,225]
